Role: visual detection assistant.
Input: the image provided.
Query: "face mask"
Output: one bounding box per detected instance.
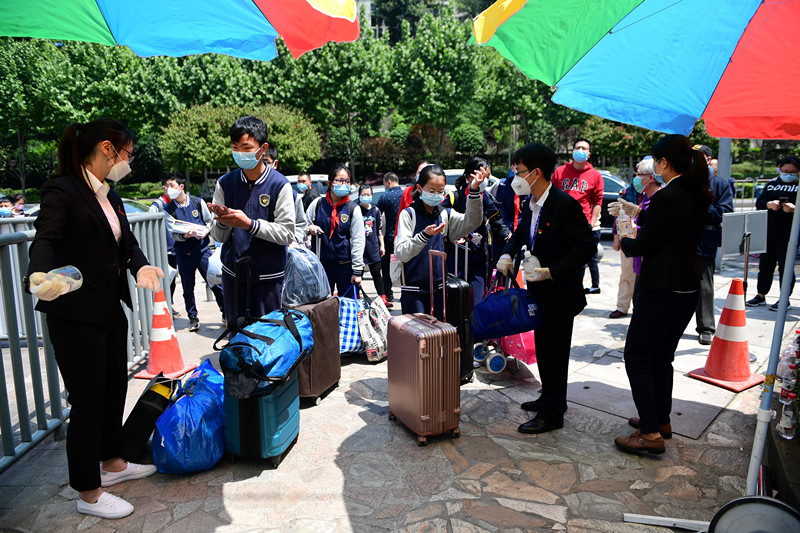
[420,190,445,207]
[652,159,665,184]
[332,184,350,197]
[0,208,12,217]
[232,149,262,170]
[573,149,589,163]
[360,196,373,205]
[632,177,645,193]
[297,183,309,192]
[780,172,799,183]
[104,145,131,183]
[166,187,181,199]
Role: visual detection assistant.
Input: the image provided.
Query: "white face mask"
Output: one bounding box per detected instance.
[105,146,131,183]
[166,187,181,199]
[511,175,531,196]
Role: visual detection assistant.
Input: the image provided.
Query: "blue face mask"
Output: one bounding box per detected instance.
[332,184,350,198]
[232,149,262,170]
[780,172,799,183]
[0,208,11,217]
[573,149,589,163]
[632,177,645,193]
[420,190,445,207]
[297,182,309,192]
[652,158,665,184]
[359,196,373,205]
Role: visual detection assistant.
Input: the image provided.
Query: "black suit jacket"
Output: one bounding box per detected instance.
[502,184,595,322]
[27,174,149,323]
[621,174,709,292]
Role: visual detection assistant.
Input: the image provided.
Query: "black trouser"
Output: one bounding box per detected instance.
[757,240,796,296]
[381,237,394,297]
[400,289,443,321]
[583,230,601,288]
[323,261,356,299]
[624,289,698,435]
[176,245,224,319]
[532,316,575,423]
[47,307,128,492]
[367,261,385,297]
[695,255,716,334]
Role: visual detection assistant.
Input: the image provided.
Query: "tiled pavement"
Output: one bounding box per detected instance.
[0,244,796,532]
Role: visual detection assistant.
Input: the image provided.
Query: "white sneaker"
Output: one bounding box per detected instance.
[100,462,157,487]
[77,492,134,519]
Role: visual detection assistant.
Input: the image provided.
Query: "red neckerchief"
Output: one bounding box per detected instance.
[160,192,170,204]
[326,191,350,238]
[513,194,520,230]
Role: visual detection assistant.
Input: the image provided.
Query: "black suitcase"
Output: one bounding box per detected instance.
[432,248,474,385]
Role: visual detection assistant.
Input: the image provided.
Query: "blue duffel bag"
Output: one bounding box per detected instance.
[470,278,541,340]
[215,309,314,399]
[153,359,225,474]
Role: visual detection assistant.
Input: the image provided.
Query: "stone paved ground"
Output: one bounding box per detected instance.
[0,243,796,532]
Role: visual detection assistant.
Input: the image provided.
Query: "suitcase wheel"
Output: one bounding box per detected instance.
[473,343,490,363]
[417,436,427,446]
[486,353,507,374]
[449,428,460,439]
[388,412,397,421]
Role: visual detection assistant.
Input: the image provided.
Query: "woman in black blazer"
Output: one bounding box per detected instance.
[27,119,164,519]
[614,134,711,454]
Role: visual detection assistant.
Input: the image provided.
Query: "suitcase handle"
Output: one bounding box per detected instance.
[428,249,447,322]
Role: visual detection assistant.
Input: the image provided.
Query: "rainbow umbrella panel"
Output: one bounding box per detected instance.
[473,0,800,139]
[0,0,360,60]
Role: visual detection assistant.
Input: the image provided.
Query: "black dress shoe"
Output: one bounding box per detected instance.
[518,417,564,434]
[521,398,568,413]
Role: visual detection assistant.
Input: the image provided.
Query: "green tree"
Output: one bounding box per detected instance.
[393,11,477,163]
[372,0,439,43]
[451,123,485,155]
[0,38,82,191]
[455,0,495,18]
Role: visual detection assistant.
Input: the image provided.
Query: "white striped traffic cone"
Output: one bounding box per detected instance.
[134,289,197,379]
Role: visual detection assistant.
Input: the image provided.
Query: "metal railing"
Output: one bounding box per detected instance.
[0,212,170,473]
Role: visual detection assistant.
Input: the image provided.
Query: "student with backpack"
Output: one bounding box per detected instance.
[357,184,391,307]
[306,165,365,298]
[394,164,485,318]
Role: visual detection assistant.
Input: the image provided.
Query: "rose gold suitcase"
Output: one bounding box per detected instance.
[387,250,462,446]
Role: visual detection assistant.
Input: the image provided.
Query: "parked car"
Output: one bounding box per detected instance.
[284,174,329,197]
[442,169,501,193]
[25,198,150,217]
[598,170,627,234]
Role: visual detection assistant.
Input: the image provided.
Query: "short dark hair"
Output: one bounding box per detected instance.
[512,143,557,181]
[413,165,446,199]
[573,138,591,151]
[358,183,372,195]
[778,155,800,169]
[162,172,186,187]
[57,119,136,180]
[328,165,352,184]
[265,143,277,162]
[383,172,399,184]
[297,172,311,180]
[230,115,268,146]
[455,157,489,190]
[12,193,26,203]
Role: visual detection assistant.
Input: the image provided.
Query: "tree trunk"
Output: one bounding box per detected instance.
[17,129,27,193]
[435,128,445,165]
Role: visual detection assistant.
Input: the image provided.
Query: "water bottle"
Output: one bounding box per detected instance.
[30,265,83,296]
[780,364,797,405]
[616,213,633,236]
[522,250,542,281]
[776,392,797,440]
[776,355,792,398]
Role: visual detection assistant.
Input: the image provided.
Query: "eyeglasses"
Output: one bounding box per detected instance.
[332,178,351,185]
[120,147,135,163]
[514,167,534,178]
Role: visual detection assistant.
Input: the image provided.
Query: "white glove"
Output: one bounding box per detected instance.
[608,198,640,218]
[136,265,165,291]
[496,255,513,275]
[29,272,70,302]
[524,267,551,282]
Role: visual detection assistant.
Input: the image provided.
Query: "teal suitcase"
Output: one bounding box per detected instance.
[223,369,300,467]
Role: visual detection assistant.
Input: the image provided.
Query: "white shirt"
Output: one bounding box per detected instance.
[529,183,552,249]
[83,168,121,243]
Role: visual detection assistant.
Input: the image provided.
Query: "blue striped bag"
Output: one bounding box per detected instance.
[338,285,363,354]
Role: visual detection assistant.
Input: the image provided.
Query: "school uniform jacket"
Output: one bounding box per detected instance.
[502,184,595,322]
[27,173,149,323]
[306,196,366,276]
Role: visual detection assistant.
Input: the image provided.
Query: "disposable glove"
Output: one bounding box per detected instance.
[496,255,513,275]
[29,272,70,302]
[524,267,551,282]
[135,265,165,291]
[608,198,640,218]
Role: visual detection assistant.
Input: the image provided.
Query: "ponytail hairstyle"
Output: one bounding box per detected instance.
[412,164,446,200]
[328,164,352,187]
[455,156,490,190]
[652,134,711,204]
[57,118,136,180]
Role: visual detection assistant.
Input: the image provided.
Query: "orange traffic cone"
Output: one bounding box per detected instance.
[134,289,197,380]
[689,278,764,392]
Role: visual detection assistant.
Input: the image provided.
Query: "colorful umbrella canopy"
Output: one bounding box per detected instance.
[0,0,360,61]
[473,0,800,140]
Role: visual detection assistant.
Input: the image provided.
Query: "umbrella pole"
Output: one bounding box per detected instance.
[744,180,800,495]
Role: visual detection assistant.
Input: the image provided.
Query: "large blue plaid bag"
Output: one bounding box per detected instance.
[215,309,314,399]
[338,285,363,354]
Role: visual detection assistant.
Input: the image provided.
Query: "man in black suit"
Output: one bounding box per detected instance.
[497,142,595,434]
